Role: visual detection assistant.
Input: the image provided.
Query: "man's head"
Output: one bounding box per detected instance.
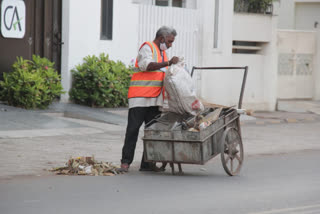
[155,26,177,50]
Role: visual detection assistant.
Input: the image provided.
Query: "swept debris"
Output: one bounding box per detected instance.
[50,156,122,176]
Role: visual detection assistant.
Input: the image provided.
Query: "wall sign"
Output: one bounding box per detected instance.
[1,0,26,39]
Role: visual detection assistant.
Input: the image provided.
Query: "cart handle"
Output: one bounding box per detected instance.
[191,66,248,109]
[144,113,163,128]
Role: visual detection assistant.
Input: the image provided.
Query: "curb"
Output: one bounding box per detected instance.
[241,116,320,125]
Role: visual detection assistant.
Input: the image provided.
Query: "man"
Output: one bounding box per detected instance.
[119,26,179,172]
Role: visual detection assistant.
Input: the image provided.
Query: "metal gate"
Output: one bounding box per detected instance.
[138,4,200,70]
[277,30,316,99]
[0,0,62,79]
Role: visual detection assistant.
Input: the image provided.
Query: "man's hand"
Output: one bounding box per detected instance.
[169,56,179,66]
[146,56,179,71]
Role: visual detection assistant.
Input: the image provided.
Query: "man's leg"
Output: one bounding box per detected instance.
[140,106,161,169]
[121,107,146,166]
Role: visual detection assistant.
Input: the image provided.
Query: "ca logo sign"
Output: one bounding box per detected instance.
[1,0,26,39]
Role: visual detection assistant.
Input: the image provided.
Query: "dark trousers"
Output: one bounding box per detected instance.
[121,106,161,168]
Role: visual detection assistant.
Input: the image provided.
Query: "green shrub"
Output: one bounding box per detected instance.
[248,0,272,13]
[69,53,133,108]
[234,0,273,14]
[0,55,65,109]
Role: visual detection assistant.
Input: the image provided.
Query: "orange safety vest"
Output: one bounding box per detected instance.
[128,41,168,99]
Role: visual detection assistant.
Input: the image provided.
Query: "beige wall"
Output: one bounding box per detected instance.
[278,0,320,30]
[295,2,320,30]
[233,13,273,42]
[231,14,278,111]
[277,30,318,99]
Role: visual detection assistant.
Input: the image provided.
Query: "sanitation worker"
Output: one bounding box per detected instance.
[119,26,179,172]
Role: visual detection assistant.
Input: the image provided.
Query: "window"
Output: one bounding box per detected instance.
[172,0,183,7]
[232,41,265,54]
[101,0,113,40]
[154,0,185,8]
[155,0,169,6]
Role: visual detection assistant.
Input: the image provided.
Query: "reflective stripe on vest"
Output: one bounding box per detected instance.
[128,41,168,98]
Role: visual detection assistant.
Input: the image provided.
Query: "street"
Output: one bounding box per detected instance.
[0,151,319,214]
[1,101,320,214]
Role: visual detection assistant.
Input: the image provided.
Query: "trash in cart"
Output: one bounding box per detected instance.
[164,57,204,115]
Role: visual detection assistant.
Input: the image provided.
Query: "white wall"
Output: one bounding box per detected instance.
[231,13,278,111]
[197,2,278,111]
[278,0,320,30]
[196,0,235,106]
[61,0,139,102]
[132,0,197,9]
[277,30,319,99]
[277,0,320,101]
[295,2,320,30]
[315,30,320,99]
[263,16,278,111]
[61,0,71,102]
[232,55,266,108]
[233,13,273,42]
[278,0,296,29]
[60,0,279,110]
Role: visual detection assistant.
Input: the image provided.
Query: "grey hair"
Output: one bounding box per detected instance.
[155,26,177,39]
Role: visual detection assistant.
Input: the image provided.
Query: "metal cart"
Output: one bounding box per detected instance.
[143,66,248,176]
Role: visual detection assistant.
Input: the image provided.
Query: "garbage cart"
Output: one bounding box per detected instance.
[142,66,248,176]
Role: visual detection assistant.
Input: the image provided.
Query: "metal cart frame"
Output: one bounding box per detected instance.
[143,66,248,176]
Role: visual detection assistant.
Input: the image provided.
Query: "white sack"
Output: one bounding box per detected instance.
[164,58,204,115]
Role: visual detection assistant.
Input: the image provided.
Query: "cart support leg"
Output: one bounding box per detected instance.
[169,163,183,175]
[170,163,175,174]
[178,163,183,175]
[160,162,167,171]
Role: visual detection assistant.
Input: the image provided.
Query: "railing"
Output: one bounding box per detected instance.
[138,4,199,69]
[234,0,273,15]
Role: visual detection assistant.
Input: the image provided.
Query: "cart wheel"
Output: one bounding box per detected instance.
[220,127,244,176]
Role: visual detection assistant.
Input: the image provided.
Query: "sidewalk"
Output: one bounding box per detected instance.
[0,99,320,178]
[1,99,320,131]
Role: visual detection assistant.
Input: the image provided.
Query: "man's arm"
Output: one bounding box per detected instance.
[146,56,179,71]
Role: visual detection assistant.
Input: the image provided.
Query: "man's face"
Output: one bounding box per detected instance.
[163,34,175,49]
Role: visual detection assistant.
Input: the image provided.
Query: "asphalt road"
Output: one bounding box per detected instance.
[1,151,319,214]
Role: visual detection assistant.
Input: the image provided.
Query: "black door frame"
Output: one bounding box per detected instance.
[0,0,62,78]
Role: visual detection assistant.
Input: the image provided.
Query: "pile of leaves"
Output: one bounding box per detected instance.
[50,156,121,176]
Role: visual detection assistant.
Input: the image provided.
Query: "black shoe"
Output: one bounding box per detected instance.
[139,167,155,172]
[139,164,165,172]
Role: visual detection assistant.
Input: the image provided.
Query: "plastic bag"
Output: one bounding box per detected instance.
[164,58,204,115]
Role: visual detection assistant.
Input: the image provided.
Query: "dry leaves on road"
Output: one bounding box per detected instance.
[50,156,122,176]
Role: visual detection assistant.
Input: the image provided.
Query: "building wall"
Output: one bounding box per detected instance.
[233,13,272,42]
[197,2,278,111]
[60,0,279,111]
[197,0,235,106]
[295,2,320,30]
[277,30,320,100]
[278,0,320,30]
[61,0,139,102]
[277,0,320,101]
[232,13,278,111]
[132,0,197,9]
[315,30,320,99]
[278,0,296,29]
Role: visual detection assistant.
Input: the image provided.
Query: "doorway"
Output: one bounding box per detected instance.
[0,0,62,79]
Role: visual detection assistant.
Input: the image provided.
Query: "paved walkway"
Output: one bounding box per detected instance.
[0,100,319,178]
